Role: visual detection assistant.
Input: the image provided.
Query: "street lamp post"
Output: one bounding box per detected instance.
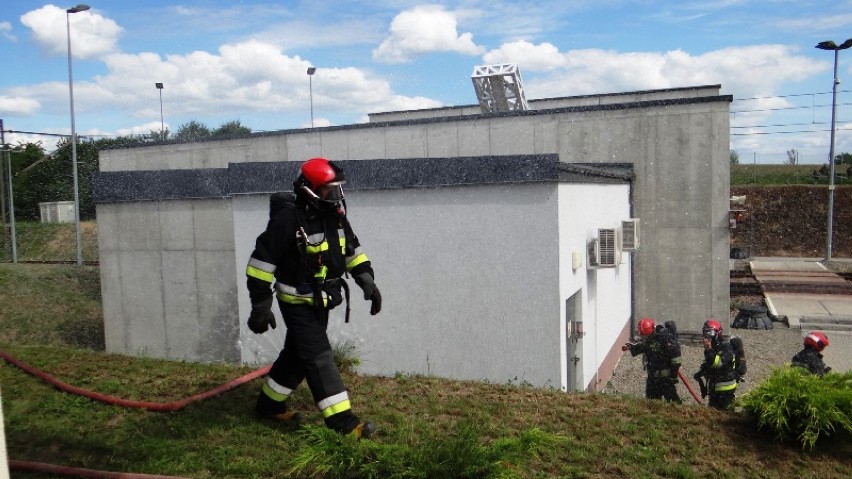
[815,38,852,262]
[155,82,164,138]
[67,4,89,266]
[307,67,316,128]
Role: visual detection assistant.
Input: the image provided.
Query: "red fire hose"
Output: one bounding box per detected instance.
[1,349,271,478]
[0,349,270,411]
[8,460,191,478]
[678,369,703,404]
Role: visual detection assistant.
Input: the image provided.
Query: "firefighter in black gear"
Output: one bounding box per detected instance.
[245,157,381,439]
[622,318,682,402]
[791,331,831,376]
[694,319,737,410]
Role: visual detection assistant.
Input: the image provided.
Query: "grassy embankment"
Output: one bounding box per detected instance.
[1,176,851,478]
[731,163,851,186]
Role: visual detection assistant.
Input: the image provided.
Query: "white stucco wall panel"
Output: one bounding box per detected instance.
[232,184,562,387]
[336,184,561,387]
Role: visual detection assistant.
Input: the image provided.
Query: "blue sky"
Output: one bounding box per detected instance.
[1,0,851,164]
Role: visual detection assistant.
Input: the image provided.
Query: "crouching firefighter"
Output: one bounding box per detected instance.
[245,157,382,439]
[622,318,683,403]
[693,319,738,410]
[791,331,831,376]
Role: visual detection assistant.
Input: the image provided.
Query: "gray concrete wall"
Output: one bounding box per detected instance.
[98,199,240,362]
[368,85,722,123]
[555,101,731,331]
[96,85,731,367]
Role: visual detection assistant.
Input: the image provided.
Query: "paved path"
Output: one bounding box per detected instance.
[750,258,852,373]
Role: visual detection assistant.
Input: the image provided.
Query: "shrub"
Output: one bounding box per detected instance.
[739,366,852,449]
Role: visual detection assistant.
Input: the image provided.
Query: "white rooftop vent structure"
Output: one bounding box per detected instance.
[471,64,529,113]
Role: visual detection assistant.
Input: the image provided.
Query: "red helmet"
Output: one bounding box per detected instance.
[804,331,829,352]
[702,319,723,340]
[638,318,655,337]
[295,157,346,208]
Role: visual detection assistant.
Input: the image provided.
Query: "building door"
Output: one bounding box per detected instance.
[565,290,583,392]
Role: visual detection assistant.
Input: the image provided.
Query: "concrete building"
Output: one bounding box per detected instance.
[93,84,732,392]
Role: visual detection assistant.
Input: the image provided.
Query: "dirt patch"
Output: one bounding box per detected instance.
[731,185,852,258]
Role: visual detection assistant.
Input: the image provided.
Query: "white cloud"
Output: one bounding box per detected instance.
[482,40,566,71]
[20,5,122,59]
[4,38,441,138]
[0,96,40,116]
[115,122,168,137]
[515,44,826,101]
[0,21,16,42]
[373,5,485,63]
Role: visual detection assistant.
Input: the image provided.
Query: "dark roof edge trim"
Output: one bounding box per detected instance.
[96,154,600,203]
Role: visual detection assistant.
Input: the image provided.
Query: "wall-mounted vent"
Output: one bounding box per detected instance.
[596,228,621,267]
[621,218,640,251]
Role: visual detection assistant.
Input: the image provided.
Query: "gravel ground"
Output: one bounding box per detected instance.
[602,318,804,404]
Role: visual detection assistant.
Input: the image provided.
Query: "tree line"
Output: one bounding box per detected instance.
[0,120,251,223]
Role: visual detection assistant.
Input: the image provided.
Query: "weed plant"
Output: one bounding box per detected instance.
[739,366,852,449]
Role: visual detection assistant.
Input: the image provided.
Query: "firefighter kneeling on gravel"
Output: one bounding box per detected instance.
[622,318,683,403]
[245,157,382,439]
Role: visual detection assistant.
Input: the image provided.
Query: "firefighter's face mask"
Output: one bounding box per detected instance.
[317,182,344,203]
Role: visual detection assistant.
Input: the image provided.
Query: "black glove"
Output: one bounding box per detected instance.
[355,273,382,315]
[248,297,276,334]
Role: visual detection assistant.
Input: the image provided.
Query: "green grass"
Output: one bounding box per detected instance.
[0,220,99,263]
[2,190,851,477]
[1,263,851,479]
[731,163,852,186]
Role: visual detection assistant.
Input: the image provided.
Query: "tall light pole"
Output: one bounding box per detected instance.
[67,4,89,266]
[815,38,852,262]
[155,82,164,138]
[307,67,316,128]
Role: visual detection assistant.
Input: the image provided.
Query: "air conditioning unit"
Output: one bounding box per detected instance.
[621,218,640,251]
[596,228,621,267]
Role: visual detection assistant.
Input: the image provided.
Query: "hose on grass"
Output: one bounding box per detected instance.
[1,349,271,478]
[9,459,191,478]
[0,349,270,411]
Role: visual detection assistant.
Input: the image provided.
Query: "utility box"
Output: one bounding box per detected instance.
[39,201,76,224]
